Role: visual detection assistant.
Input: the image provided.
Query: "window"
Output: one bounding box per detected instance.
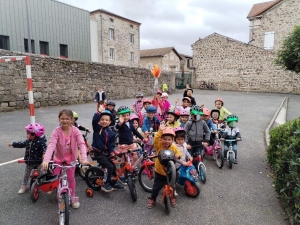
[0,35,10,50]
[129,33,134,44]
[109,48,114,60]
[39,41,49,55]
[24,39,35,53]
[60,44,68,58]
[170,53,174,60]
[110,18,114,22]
[164,64,168,70]
[264,31,275,50]
[130,25,133,28]
[109,28,114,39]
[130,52,134,62]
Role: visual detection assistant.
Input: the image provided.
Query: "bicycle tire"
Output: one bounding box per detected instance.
[30,181,39,203]
[166,161,176,188]
[127,176,137,202]
[216,149,224,169]
[164,196,171,215]
[198,163,206,184]
[85,167,103,191]
[138,164,154,193]
[29,177,35,189]
[59,193,70,225]
[184,181,201,198]
[199,84,205,89]
[210,83,215,90]
[229,153,233,169]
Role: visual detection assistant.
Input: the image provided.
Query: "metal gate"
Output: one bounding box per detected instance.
[175,72,191,89]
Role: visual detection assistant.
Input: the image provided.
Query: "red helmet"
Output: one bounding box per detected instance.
[215,98,224,106]
[202,108,210,116]
[162,127,175,137]
[143,98,152,105]
[156,90,162,95]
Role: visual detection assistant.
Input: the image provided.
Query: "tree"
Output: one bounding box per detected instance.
[276,25,300,73]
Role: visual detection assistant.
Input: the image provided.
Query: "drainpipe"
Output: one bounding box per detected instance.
[100,13,103,63]
[138,26,140,67]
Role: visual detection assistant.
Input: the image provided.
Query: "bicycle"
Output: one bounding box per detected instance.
[221,138,241,169]
[204,129,224,169]
[188,143,207,183]
[199,80,214,90]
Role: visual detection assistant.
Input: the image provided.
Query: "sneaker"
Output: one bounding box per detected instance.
[71,196,80,209]
[118,177,128,186]
[46,190,53,195]
[174,190,178,197]
[147,198,156,209]
[18,185,28,194]
[112,183,125,191]
[171,198,177,208]
[234,159,238,164]
[102,183,113,193]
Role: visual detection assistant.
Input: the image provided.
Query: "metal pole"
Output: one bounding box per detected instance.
[25,0,32,53]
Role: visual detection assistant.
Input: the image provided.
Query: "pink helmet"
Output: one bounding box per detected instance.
[203,108,210,116]
[156,90,162,95]
[180,109,190,116]
[173,127,185,133]
[130,114,139,122]
[25,123,45,137]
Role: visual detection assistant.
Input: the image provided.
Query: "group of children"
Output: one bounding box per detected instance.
[8,89,241,210]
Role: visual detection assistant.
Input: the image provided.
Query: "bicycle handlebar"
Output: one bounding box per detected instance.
[48,161,79,170]
[18,159,42,163]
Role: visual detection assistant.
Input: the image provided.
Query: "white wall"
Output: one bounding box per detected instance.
[90,19,99,62]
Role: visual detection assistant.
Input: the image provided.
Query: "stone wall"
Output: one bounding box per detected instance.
[249,0,300,51]
[0,50,175,112]
[192,33,300,94]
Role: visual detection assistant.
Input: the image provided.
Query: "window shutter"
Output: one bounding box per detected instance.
[264,32,275,50]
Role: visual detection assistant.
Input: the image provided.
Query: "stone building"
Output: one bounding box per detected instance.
[247,0,300,51]
[90,9,141,67]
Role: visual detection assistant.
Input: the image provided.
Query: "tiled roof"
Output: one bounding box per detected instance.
[90,9,141,25]
[247,0,281,18]
[140,47,182,60]
[180,53,192,59]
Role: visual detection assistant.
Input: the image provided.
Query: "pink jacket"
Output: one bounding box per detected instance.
[43,126,87,163]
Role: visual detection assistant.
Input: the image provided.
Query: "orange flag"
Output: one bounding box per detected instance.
[151,64,161,78]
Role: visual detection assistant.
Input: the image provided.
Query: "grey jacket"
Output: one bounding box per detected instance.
[184,119,211,142]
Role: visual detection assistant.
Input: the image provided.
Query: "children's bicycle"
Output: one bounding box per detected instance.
[221,138,241,169]
[204,130,224,169]
[188,144,207,183]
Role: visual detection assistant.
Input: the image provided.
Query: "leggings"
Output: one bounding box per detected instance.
[22,165,43,186]
[53,162,76,197]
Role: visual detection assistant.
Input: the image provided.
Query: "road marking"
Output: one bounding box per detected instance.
[0,158,23,167]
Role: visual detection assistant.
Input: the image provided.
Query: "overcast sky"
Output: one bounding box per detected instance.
[59,0,265,56]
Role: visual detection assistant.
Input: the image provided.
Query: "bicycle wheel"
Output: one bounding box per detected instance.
[30,181,39,203]
[184,181,201,198]
[164,196,171,215]
[229,153,233,169]
[215,149,224,169]
[198,163,206,183]
[127,176,137,202]
[59,193,70,225]
[166,161,176,188]
[199,84,205,89]
[29,177,35,189]
[210,83,215,90]
[138,164,154,193]
[85,167,103,191]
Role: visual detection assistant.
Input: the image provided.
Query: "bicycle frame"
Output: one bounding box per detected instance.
[225,140,236,161]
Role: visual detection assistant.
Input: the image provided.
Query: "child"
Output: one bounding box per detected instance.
[106,100,117,127]
[175,97,191,112]
[173,127,193,196]
[179,109,190,128]
[8,123,47,194]
[210,109,224,129]
[130,114,144,165]
[215,98,231,121]
[132,93,144,114]
[141,105,161,133]
[183,87,196,106]
[185,105,210,158]
[166,109,181,128]
[202,108,217,146]
[91,110,124,192]
[152,90,164,117]
[221,114,241,164]
[72,111,90,132]
[147,124,182,209]
[138,98,152,127]
[42,109,88,209]
[161,92,171,119]
[94,86,106,111]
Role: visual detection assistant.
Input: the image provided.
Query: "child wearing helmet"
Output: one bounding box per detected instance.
[179,108,190,128]
[183,87,196,106]
[215,98,231,121]
[105,100,117,126]
[202,108,217,146]
[185,105,211,157]
[130,114,144,165]
[221,114,241,164]
[175,97,191,112]
[138,98,152,127]
[147,123,182,209]
[210,109,224,129]
[161,92,171,119]
[42,110,88,208]
[141,105,161,133]
[72,111,90,132]
[166,108,181,128]
[132,93,144,114]
[152,90,164,117]
[8,123,47,194]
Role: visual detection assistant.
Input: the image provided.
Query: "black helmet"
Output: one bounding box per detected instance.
[167,109,180,119]
[226,114,238,122]
[158,150,175,166]
[190,105,203,115]
[135,93,143,98]
[106,100,115,106]
[117,106,131,115]
[210,109,220,118]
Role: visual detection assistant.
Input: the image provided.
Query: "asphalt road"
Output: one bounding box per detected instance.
[0,89,299,225]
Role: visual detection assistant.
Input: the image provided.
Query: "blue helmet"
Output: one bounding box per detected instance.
[100,110,112,120]
[146,105,157,113]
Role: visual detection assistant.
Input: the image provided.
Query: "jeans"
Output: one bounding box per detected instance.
[95,154,116,185]
[188,141,204,157]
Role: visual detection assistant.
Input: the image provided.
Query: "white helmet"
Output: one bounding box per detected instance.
[162,92,168,97]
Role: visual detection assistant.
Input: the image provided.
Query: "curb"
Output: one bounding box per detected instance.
[265,97,289,147]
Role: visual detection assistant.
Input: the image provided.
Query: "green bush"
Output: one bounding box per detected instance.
[267,118,300,224]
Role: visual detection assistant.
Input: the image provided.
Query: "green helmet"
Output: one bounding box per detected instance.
[117,106,131,115]
[190,105,203,115]
[226,114,238,122]
[72,111,78,120]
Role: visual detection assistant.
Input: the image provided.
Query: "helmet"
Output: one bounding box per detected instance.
[106,100,116,106]
[156,90,162,95]
[117,106,131,115]
[146,105,157,113]
[135,93,143,98]
[180,109,190,116]
[202,108,210,116]
[167,109,180,118]
[227,114,238,122]
[162,127,175,137]
[37,173,59,192]
[130,114,139,122]
[215,98,224,106]
[143,98,152,105]
[210,109,220,117]
[190,105,203,115]
[72,111,78,120]
[25,123,45,137]
[162,92,168,97]
[158,150,175,166]
[100,110,113,120]
[182,97,191,102]
[173,127,185,133]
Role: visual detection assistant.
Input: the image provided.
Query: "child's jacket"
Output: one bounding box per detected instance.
[132,100,143,114]
[184,119,211,143]
[142,116,160,132]
[174,142,191,169]
[166,120,181,129]
[219,107,231,121]
[222,126,241,145]
[116,120,144,145]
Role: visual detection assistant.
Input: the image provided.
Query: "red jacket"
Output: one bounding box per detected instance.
[152,98,164,115]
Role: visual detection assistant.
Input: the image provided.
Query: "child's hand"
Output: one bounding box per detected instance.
[41,162,49,171]
[8,143,12,147]
[175,154,180,159]
[81,161,89,166]
[186,144,191,149]
[159,123,166,131]
[202,142,208,147]
[189,157,193,161]
[143,138,148,143]
[98,104,105,112]
[182,161,188,166]
[119,115,124,124]
[200,104,204,109]
[237,138,241,141]
[175,98,179,104]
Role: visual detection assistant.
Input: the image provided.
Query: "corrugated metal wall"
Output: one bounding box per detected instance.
[0,0,91,61]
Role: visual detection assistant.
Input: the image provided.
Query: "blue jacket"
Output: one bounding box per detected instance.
[205,119,217,131]
[116,120,144,145]
[142,116,160,132]
[92,112,115,155]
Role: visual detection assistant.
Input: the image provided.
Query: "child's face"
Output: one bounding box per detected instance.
[147,112,155,119]
[211,112,219,120]
[122,113,130,122]
[107,105,114,111]
[132,120,139,129]
[136,97,143,101]
[59,113,73,128]
[228,122,234,127]
[155,93,161,99]
[187,90,192,96]
[99,115,111,127]
[202,115,209,121]
[143,103,150,109]
[180,115,189,123]
[175,137,185,145]
[182,100,190,107]
[167,114,175,123]
[161,135,173,148]
[26,131,36,141]
[215,101,222,109]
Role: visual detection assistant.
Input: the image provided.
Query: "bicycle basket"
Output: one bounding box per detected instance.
[158,150,175,166]
[36,173,59,192]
